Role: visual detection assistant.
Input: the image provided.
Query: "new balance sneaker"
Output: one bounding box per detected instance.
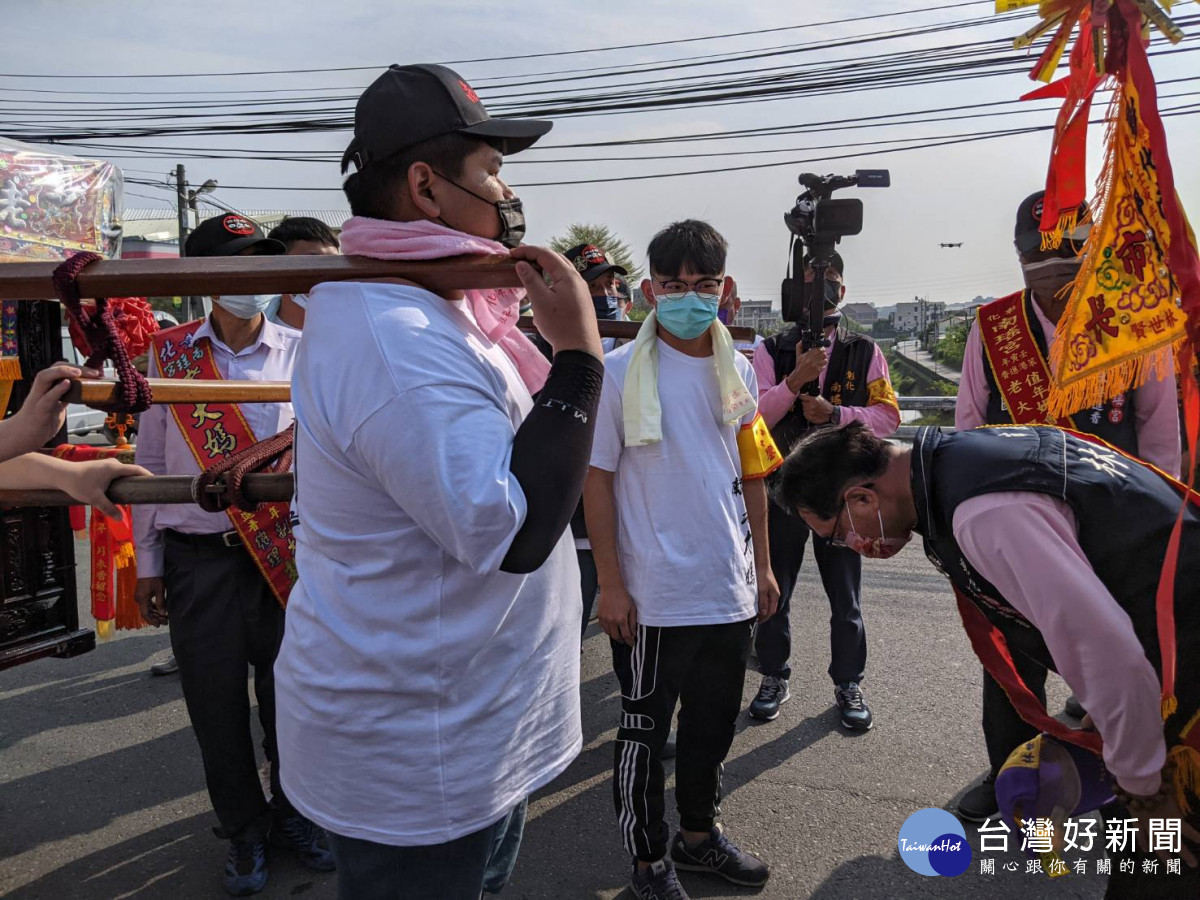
[270,813,336,872]
[223,837,268,896]
[670,825,769,887]
[630,858,690,900]
[834,681,873,731]
[149,654,179,676]
[956,772,999,824]
[748,675,791,721]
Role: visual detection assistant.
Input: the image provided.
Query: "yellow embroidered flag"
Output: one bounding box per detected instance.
[737,414,783,480]
[1046,16,1194,416]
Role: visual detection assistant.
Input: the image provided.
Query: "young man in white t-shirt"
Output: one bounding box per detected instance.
[273,64,604,899]
[585,220,782,900]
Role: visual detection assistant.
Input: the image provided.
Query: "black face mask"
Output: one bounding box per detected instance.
[804,279,843,307]
[433,171,526,249]
[592,294,620,320]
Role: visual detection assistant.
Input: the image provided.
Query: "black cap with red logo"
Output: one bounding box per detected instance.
[564,244,628,282]
[185,214,286,258]
[1014,190,1092,256]
[342,64,553,174]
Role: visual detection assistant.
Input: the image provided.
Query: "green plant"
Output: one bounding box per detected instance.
[931,320,970,369]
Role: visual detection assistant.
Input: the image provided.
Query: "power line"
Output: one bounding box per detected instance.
[0,1,997,79]
[13,35,1193,142]
[512,104,1200,187]
[0,18,1027,121]
[114,103,1200,194]
[0,10,1027,108]
[54,73,1200,164]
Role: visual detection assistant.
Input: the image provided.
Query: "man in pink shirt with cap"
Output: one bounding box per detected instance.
[954,190,1180,823]
[777,422,1200,899]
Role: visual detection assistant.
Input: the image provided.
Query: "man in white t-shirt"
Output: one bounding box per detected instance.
[585,220,782,900]
[273,64,604,899]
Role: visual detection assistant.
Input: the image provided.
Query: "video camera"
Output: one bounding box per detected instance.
[780,170,890,346]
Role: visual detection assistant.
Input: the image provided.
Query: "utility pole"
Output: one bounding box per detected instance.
[174,166,219,321]
[175,164,189,255]
[174,164,195,320]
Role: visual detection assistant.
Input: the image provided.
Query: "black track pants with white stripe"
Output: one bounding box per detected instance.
[610,619,754,862]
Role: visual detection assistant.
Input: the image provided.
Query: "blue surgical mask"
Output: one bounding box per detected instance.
[655,291,720,340]
[290,292,309,310]
[214,294,275,320]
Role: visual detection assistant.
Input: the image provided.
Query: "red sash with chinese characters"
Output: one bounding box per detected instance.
[978,292,1074,428]
[153,321,295,608]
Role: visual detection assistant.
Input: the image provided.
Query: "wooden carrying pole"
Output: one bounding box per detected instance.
[0,254,756,342]
[65,379,292,406]
[0,473,294,508]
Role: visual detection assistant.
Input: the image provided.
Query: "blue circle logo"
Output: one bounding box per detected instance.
[897,808,972,877]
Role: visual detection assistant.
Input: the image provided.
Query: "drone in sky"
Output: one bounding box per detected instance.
[939,242,964,248]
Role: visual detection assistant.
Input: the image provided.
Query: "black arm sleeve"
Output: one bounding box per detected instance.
[500,350,605,574]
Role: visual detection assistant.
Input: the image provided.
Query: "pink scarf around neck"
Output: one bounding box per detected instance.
[339,216,550,392]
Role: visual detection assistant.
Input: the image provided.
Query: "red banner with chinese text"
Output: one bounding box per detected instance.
[978,291,1075,428]
[152,322,295,608]
[50,443,141,635]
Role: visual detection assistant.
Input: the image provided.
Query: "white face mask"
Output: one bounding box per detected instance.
[214,294,275,319]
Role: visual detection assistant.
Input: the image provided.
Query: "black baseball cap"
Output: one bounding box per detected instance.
[1015,190,1092,255]
[565,244,628,282]
[185,213,285,257]
[342,64,553,173]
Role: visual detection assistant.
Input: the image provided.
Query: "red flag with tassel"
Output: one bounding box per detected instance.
[51,444,143,635]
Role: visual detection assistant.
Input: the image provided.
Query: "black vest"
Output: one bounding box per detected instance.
[762,326,878,458]
[911,425,1200,746]
[981,292,1140,455]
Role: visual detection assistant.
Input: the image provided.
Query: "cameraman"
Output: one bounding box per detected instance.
[748,254,899,730]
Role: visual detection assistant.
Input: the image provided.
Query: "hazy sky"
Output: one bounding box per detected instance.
[7,0,1198,309]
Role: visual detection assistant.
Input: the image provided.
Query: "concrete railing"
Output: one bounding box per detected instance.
[895,395,956,441]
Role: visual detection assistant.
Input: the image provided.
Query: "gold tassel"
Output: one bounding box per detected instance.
[1049,338,1183,418]
[1039,209,1079,252]
[114,541,135,569]
[1168,744,1200,817]
[96,619,114,641]
[1164,694,1179,719]
[114,548,142,631]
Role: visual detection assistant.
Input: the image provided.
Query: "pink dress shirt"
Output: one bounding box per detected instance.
[953,491,1167,796]
[956,297,1180,473]
[133,317,299,578]
[752,332,900,436]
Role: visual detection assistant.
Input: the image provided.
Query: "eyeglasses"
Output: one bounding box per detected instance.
[827,499,849,548]
[655,277,723,295]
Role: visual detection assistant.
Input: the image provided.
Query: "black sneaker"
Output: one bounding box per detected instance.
[223,837,268,897]
[835,681,873,731]
[748,675,791,721]
[956,772,999,823]
[1063,694,1086,720]
[670,825,769,887]
[630,858,690,900]
[661,728,678,760]
[270,813,336,872]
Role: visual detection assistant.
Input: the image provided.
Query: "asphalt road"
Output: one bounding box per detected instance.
[1,539,1113,899]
